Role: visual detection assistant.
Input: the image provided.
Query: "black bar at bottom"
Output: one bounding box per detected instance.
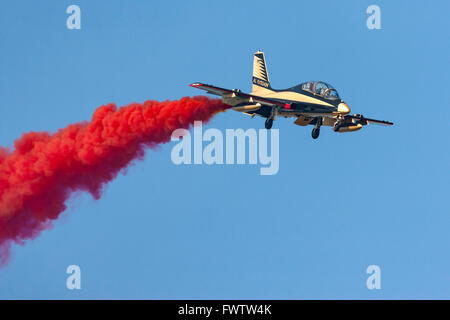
[0,300,446,317]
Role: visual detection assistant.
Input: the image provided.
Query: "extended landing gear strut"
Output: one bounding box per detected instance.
[333,117,344,132]
[265,108,277,130]
[311,118,322,139]
[265,117,273,130]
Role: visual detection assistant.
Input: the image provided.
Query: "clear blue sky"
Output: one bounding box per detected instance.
[0,0,449,299]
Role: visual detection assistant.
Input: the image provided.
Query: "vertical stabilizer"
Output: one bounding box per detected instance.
[252,50,273,94]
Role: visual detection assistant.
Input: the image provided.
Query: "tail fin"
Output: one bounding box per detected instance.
[252,50,273,94]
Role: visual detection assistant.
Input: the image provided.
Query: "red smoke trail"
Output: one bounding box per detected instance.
[0,96,228,265]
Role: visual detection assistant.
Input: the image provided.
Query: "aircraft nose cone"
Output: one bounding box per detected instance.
[338,102,350,114]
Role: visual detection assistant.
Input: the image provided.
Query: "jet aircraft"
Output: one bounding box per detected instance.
[190,51,393,139]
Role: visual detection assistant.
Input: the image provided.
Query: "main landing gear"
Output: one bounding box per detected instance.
[311,118,322,139]
[265,117,273,130]
[265,108,277,130]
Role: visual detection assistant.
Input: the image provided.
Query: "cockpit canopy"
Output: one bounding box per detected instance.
[296,81,340,100]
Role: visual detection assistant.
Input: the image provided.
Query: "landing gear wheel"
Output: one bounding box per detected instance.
[265,118,273,130]
[333,124,340,132]
[333,120,342,132]
[312,127,320,139]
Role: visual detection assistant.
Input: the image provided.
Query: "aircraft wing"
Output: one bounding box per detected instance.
[345,114,394,126]
[190,82,290,108]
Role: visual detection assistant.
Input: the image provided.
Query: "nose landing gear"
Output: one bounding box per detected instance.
[311,117,322,139]
[311,127,320,139]
[333,118,344,132]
